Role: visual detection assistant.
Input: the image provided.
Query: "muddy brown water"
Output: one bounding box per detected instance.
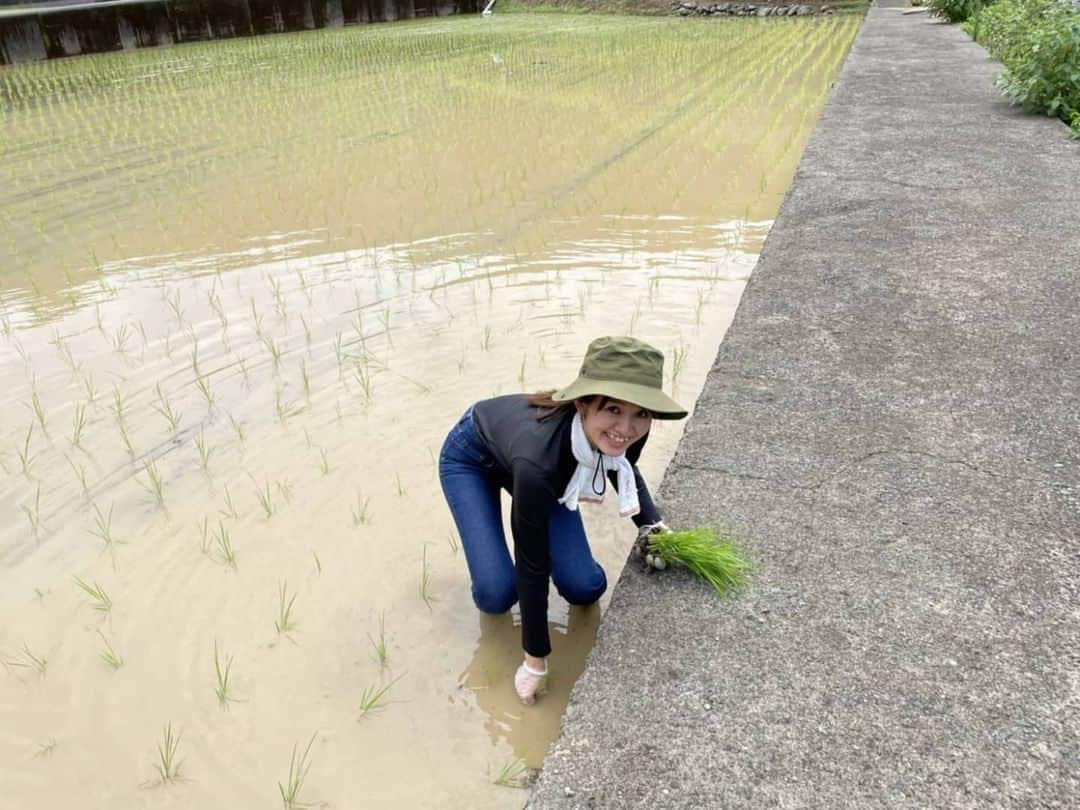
[0,13,858,807]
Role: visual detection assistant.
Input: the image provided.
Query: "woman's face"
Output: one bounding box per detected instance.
[575,397,653,456]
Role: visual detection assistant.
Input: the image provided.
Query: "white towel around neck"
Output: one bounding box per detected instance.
[558,412,640,518]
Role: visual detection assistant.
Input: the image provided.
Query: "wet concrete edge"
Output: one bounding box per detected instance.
[528,3,1080,807]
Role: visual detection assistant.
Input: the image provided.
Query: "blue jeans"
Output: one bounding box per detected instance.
[438,406,607,614]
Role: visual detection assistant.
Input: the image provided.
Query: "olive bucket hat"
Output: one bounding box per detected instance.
[552,336,688,420]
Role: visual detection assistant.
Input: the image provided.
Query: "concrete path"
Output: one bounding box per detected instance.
[529,4,1079,807]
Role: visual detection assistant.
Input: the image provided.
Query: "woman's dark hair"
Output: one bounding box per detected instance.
[525,390,606,421]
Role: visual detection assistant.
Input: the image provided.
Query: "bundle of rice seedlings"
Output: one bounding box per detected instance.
[647,526,751,596]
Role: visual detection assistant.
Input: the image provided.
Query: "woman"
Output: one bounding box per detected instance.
[438,335,687,704]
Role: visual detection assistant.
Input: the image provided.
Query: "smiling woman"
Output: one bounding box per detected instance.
[438,336,686,704]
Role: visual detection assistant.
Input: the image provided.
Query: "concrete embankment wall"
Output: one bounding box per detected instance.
[529,2,1079,806]
[0,0,478,65]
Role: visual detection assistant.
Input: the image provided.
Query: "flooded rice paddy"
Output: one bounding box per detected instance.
[0,12,858,808]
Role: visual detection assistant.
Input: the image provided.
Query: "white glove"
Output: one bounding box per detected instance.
[634,521,671,569]
[514,660,548,705]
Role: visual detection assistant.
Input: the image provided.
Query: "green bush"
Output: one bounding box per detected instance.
[926,0,983,22]
[975,0,1080,136]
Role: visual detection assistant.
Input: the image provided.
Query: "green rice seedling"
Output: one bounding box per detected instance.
[367,611,388,668]
[143,461,165,508]
[118,421,136,459]
[194,431,212,473]
[312,552,322,575]
[419,544,434,608]
[153,723,182,783]
[395,473,407,498]
[187,340,201,380]
[250,298,264,340]
[110,323,131,355]
[493,756,529,787]
[195,374,215,408]
[167,290,184,327]
[213,641,236,707]
[73,576,112,615]
[318,448,329,476]
[20,643,48,676]
[274,581,297,635]
[22,484,42,538]
[97,629,123,670]
[227,412,246,445]
[447,529,459,555]
[300,314,312,347]
[334,332,345,377]
[302,428,313,449]
[299,359,310,399]
[89,503,115,549]
[94,304,105,333]
[209,519,237,569]
[264,337,282,370]
[198,517,211,555]
[220,484,239,519]
[670,343,687,387]
[694,289,707,326]
[66,454,89,498]
[353,361,373,402]
[278,733,316,809]
[351,494,371,527]
[70,403,87,447]
[647,527,752,596]
[152,384,182,431]
[358,674,402,718]
[27,380,48,434]
[481,325,493,351]
[109,386,127,426]
[17,424,35,476]
[518,353,527,386]
[80,370,98,404]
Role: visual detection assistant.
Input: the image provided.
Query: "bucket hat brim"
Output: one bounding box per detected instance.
[552,377,688,420]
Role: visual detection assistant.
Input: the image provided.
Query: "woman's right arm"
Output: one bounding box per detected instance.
[510,462,555,660]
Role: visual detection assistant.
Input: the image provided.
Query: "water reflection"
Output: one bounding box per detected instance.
[459,603,602,768]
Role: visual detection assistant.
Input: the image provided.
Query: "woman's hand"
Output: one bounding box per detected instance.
[515,657,549,705]
[634,521,671,569]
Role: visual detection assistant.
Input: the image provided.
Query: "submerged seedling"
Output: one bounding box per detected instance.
[17,423,35,476]
[220,484,239,519]
[89,503,115,548]
[274,581,297,635]
[153,723,182,783]
[420,544,434,608]
[367,611,388,668]
[73,576,112,615]
[22,484,42,538]
[194,430,212,473]
[97,629,123,670]
[142,461,165,507]
[255,479,274,518]
[213,641,236,707]
[152,384,182,431]
[351,494,370,527]
[278,733,316,809]
[493,756,529,787]
[212,521,237,569]
[357,674,403,718]
[70,403,87,447]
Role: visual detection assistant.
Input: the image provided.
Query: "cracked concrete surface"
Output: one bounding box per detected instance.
[529,4,1079,808]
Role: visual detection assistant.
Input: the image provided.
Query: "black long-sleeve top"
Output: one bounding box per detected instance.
[471,394,661,657]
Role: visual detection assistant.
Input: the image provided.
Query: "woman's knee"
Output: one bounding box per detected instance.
[557,567,607,606]
[472,580,517,614]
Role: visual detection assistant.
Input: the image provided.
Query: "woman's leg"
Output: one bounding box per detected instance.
[439,411,516,614]
[548,504,607,606]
